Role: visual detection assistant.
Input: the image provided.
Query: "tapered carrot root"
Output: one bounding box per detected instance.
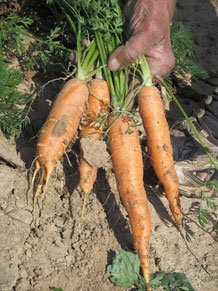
[79,79,110,195]
[137,86,182,227]
[79,156,98,195]
[108,114,151,290]
[32,79,88,218]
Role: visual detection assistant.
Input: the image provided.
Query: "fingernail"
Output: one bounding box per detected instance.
[108,57,122,71]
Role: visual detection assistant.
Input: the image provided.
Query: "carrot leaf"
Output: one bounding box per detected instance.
[0,57,31,137]
[170,22,208,81]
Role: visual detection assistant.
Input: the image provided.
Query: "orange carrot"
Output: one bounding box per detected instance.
[79,79,110,195]
[137,86,182,227]
[107,114,151,290]
[31,78,88,218]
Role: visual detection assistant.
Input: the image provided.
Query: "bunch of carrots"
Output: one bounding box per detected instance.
[30,1,182,290]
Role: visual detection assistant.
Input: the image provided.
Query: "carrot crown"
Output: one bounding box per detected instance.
[138,56,152,87]
[59,0,153,113]
[57,0,101,81]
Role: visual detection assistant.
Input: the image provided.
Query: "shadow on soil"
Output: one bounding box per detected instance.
[95,168,134,252]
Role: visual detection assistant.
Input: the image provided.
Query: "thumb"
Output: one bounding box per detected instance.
[108,33,148,71]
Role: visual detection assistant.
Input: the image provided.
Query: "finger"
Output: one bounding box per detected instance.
[146,33,175,77]
[146,48,175,77]
[108,31,152,71]
[108,33,175,77]
[108,10,168,72]
[167,0,176,21]
[125,0,149,31]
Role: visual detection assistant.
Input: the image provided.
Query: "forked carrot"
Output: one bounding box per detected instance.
[107,114,151,291]
[31,79,88,219]
[30,18,99,221]
[79,79,110,195]
[137,85,182,227]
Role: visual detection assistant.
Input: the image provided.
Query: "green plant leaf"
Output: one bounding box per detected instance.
[161,272,195,291]
[0,56,32,137]
[150,272,165,289]
[170,21,208,84]
[49,287,63,291]
[107,250,140,288]
[206,179,218,192]
[107,251,196,290]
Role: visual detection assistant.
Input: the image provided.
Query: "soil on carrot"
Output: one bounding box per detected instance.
[0,0,217,290]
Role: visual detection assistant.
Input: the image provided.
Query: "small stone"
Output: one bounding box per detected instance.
[0,131,24,168]
[214,87,218,94]
[0,263,17,290]
[7,209,32,224]
[53,215,66,228]
[65,255,75,266]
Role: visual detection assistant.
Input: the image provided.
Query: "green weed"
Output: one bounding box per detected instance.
[0,11,71,137]
[0,12,33,57]
[171,22,208,81]
[0,57,31,137]
[199,192,217,228]
[107,250,196,290]
[49,287,64,291]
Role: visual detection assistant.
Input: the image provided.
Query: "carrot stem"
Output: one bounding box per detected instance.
[65,12,76,36]
[76,22,82,73]
[81,41,97,72]
[95,31,114,95]
[139,56,152,86]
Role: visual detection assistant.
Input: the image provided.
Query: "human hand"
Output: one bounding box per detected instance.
[108,0,176,77]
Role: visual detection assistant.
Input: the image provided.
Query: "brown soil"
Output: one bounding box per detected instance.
[0,0,217,291]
